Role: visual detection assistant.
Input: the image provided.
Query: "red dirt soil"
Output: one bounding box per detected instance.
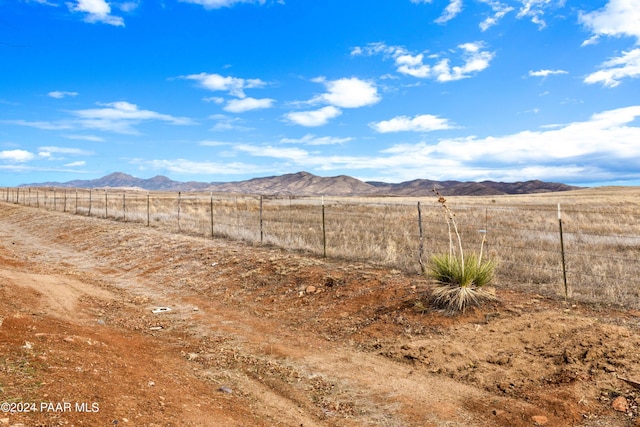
[0,202,639,427]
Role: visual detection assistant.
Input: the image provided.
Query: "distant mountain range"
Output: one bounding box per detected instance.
[20,171,580,196]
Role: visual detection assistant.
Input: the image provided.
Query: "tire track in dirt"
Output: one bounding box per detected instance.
[2,203,639,426]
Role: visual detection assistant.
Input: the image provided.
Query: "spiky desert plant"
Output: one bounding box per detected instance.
[428,188,497,314]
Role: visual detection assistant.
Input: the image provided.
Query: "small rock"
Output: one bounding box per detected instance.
[612,396,628,412]
[305,285,316,294]
[0,418,9,426]
[63,336,75,343]
[531,415,548,425]
[218,386,233,394]
[491,409,505,416]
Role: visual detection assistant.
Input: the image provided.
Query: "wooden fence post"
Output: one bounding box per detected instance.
[123,192,126,222]
[558,204,568,298]
[417,201,426,274]
[177,192,181,231]
[105,190,108,218]
[88,189,92,216]
[147,193,150,226]
[259,195,263,244]
[322,196,327,258]
[210,192,214,238]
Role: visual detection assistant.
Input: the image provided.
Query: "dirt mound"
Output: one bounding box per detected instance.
[1,202,639,426]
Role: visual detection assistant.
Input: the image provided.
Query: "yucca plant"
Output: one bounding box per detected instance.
[428,189,497,314]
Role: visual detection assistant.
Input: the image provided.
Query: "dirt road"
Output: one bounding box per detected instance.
[0,202,639,426]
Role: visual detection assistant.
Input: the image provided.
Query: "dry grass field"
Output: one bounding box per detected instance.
[5,186,640,309]
[0,189,640,426]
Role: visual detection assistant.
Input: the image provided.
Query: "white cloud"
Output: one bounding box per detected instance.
[515,0,560,29]
[204,96,225,104]
[352,42,494,82]
[584,49,640,87]
[433,42,495,82]
[178,0,267,9]
[479,0,514,31]
[0,149,34,162]
[68,0,125,26]
[3,120,74,130]
[310,77,380,108]
[529,69,568,78]
[72,101,193,134]
[48,91,78,99]
[284,106,342,127]
[208,114,251,132]
[365,105,640,182]
[181,73,266,98]
[370,114,455,133]
[435,0,463,24]
[280,134,353,145]
[133,158,264,175]
[63,161,86,167]
[38,146,93,158]
[64,134,105,142]
[224,97,275,113]
[579,0,640,45]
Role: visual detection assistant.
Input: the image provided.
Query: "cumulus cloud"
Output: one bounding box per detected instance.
[311,77,380,108]
[366,105,640,183]
[181,73,267,98]
[579,0,640,46]
[284,106,342,127]
[48,91,79,99]
[224,97,275,113]
[71,101,193,134]
[584,49,640,87]
[352,42,494,82]
[0,149,35,162]
[68,0,125,26]
[178,0,267,9]
[370,114,455,133]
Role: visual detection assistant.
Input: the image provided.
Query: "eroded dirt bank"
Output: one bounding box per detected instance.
[0,202,639,426]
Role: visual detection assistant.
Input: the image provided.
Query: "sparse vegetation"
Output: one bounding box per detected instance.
[427,189,497,313]
[4,186,640,309]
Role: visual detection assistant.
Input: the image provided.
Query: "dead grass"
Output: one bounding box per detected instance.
[5,186,640,309]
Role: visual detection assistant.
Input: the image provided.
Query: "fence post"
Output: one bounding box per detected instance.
[322,195,327,258]
[417,201,426,274]
[210,192,214,238]
[63,190,67,212]
[147,193,150,226]
[53,189,56,211]
[88,189,92,216]
[75,190,78,214]
[558,204,568,298]
[123,192,126,222]
[105,190,108,218]
[259,195,263,244]
[177,192,181,231]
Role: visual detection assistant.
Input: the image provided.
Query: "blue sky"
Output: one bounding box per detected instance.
[1,0,640,187]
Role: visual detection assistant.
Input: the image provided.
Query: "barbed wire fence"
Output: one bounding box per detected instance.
[3,187,640,309]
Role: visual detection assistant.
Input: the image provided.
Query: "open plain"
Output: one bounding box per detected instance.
[1,195,640,426]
